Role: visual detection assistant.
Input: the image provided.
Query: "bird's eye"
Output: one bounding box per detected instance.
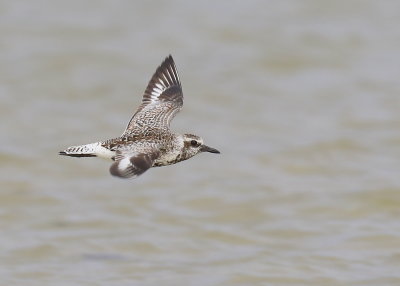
[190,140,198,147]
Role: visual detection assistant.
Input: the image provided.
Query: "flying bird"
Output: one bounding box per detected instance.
[60,55,220,178]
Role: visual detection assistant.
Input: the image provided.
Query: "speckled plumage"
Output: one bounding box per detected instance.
[60,55,220,178]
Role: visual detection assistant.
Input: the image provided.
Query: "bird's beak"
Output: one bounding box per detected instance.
[201,145,220,154]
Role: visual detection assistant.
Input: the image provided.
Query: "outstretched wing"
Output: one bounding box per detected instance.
[109,149,160,179]
[123,55,183,136]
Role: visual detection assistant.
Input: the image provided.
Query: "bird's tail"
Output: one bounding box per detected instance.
[59,143,100,158]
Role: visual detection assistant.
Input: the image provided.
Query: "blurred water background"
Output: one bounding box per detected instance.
[1,1,400,285]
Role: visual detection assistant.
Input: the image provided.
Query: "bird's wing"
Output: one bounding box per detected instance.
[109,148,160,179]
[123,55,183,136]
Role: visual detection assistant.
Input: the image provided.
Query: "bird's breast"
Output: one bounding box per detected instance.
[153,150,182,166]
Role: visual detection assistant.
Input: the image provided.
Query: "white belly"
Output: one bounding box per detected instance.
[95,145,116,160]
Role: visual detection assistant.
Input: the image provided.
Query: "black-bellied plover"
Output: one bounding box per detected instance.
[60,55,220,178]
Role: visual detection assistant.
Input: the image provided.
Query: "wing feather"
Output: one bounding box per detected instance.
[110,149,160,179]
[123,55,183,136]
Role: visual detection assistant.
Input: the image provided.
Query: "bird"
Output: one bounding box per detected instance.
[59,55,220,179]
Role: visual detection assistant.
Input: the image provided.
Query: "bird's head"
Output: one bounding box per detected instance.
[180,134,220,159]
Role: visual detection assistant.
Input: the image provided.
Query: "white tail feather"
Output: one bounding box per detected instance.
[60,142,115,160]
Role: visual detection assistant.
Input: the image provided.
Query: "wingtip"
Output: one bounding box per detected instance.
[164,54,175,65]
[152,55,180,86]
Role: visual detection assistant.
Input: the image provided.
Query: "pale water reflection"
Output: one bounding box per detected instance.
[1,1,400,285]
